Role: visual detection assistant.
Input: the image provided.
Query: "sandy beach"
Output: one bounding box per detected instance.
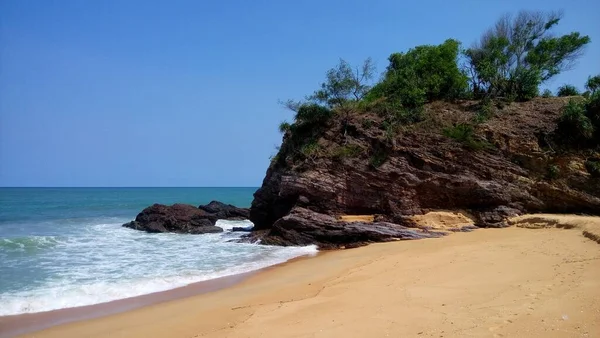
[8,214,600,338]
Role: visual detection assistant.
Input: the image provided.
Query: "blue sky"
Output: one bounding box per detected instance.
[1,0,599,187]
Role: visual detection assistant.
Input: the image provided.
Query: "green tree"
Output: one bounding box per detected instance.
[369,39,468,108]
[278,121,291,134]
[585,74,600,94]
[465,10,590,101]
[557,84,580,97]
[556,99,593,145]
[587,91,600,142]
[294,104,333,125]
[555,92,600,148]
[541,89,553,97]
[309,58,376,110]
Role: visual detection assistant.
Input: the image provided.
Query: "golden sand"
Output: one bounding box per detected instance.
[18,214,600,338]
[410,210,475,230]
[337,215,375,222]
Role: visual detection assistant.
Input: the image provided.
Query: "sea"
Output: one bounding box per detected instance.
[0,187,317,316]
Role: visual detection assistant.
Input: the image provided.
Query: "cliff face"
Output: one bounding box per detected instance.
[249,98,600,248]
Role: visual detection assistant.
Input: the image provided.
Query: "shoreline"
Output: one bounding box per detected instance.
[7,214,600,337]
[0,255,317,338]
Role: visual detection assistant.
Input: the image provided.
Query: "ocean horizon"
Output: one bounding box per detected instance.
[0,187,317,316]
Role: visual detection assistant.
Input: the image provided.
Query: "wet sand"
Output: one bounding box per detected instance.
[0,271,257,338]
[7,214,600,338]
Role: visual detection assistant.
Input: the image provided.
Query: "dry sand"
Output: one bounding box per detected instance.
[410,210,475,231]
[338,215,375,222]
[13,214,600,338]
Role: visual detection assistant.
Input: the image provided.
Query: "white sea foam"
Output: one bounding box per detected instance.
[0,219,316,316]
[215,219,254,231]
[0,236,64,251]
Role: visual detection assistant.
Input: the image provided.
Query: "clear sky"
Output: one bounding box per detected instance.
[1,0,599,187]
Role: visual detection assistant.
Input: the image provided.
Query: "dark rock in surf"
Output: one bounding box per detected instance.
[123,203,223,234]
[198,200,250,220]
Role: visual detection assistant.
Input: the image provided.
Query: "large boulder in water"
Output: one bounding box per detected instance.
[123,203,223,234]
[198,200,250,220]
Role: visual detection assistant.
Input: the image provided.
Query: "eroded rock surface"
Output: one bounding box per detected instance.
[198,201,250,220]
[249,98,600,247]
[251,207,444,249]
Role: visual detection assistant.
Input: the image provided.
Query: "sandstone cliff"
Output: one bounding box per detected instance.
[249,98,600,248]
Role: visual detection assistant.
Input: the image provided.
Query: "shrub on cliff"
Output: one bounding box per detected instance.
[585,74,600,94]
[294,104,333,125]
[556,98,594,146]
[587,91,600,142]
[465,10,590,101]
[278,121,291,133]
[331,144,363,161]
[273,103,335,166]
[443,124,491,150]
[367,39,468,109]
[299,141,322,161]
[309,58,376,112]
[557,84,581,97]
[541,89,553,97]
[557,90,600,147]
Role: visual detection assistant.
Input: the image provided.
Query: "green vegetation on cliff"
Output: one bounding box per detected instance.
[556,91,600,148]
[557,84,581,97]
[272,10,597,178]
[464,11,590,101]
[368,38,467,108]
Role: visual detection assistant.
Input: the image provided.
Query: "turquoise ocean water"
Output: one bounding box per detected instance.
[0,188,316,316]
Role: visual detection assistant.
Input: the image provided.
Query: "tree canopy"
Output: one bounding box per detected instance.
[309,58,376,110]
[280,9,592,132]
[274,9,597,166]
[586,75,600,95]
[368,39,468,108]
[464,10,590,101]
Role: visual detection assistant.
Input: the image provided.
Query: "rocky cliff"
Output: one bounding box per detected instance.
[249,98,600,248]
